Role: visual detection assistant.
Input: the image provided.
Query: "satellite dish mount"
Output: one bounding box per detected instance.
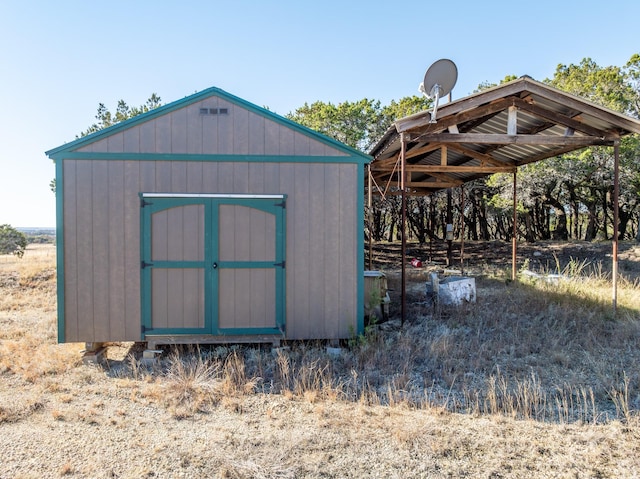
[418,59,458,124]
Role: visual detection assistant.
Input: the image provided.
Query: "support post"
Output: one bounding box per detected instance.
[446,188,453,266]
[613,140,620,312]
[400,133,407,326]
[367,164,373,271]
[512,170,518,281]
[460,185,465,274]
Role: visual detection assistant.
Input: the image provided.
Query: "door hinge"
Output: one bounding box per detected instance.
[140,198,153,208]
[274,261,286,268]
[141,261,154,269]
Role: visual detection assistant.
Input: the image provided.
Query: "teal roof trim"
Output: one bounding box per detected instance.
[47,152,365,164]
[45,86,371,163]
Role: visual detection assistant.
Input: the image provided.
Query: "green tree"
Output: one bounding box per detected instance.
[79,93,162,137]
[287,96,430,153]
[51,94,163,197]
[548,58,635,113]
[287,98,384,152]
[0,224,27,258]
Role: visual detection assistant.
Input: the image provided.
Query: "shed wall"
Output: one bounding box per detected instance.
[62,159,359,341]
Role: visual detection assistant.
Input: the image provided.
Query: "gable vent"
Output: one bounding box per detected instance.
[199,108,229,115]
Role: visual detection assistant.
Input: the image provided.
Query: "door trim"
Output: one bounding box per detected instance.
[139,193,286,339]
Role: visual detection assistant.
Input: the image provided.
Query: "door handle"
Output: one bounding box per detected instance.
[212,262,218,269]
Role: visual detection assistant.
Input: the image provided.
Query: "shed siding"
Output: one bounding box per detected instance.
[75,98,348,157]
[62,158,359,341]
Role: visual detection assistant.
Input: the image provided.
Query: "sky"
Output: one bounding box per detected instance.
[1,0,639,228]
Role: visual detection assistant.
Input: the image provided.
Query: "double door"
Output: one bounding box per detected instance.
[140,194,286,337]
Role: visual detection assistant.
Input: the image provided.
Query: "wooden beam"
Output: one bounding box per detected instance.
[407,180,463,188]
[444,143,509,167]
[519,79,640,134]
[404,165,516,173]
[371,155,401,168]
[396,82,533,133]
[415,133,614,146]
[513,97,609,137]
[512,144,591,167]
[427,172,458,182]
[402,98,512,135]
[405,142,443,159]
[396,77,640,138]
[507,105,518,135]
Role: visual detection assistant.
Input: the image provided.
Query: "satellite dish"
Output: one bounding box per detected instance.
[418,59,458,123]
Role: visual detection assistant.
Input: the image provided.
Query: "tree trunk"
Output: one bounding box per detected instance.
[543,195,568,240]
[477,190,490,241]
[602,191,609,240]
[618,206,630,241]
[584,202,598,241]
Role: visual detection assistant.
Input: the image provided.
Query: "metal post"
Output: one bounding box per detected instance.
[512,170,518,281]
[367,165,373,271]
[460,185,465,274]
[613,141,620,312]
[446,188,453,266]
[400,133,407,326]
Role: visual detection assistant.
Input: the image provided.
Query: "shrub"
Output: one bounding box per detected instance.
[0,224,27,258]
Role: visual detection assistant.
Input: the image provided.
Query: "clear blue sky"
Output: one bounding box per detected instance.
[1,0,638,227]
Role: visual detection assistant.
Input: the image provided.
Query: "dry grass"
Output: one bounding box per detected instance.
[1,243,640,477]
[0,245,82,382]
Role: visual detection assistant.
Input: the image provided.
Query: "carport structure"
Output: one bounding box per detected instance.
[367,76,640,320]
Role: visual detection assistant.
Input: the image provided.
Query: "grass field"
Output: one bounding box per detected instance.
[0,243,639,478]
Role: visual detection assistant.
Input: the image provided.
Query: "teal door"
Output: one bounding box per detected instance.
[141,195,286,337]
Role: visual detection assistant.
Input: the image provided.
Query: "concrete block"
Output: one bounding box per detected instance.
[326,347,342,357]
[141,349,162,366]
[82,347,106,366]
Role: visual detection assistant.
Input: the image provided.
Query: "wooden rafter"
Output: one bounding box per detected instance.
[405,142,443,159]
[405,164,516,174]
[513,97,610,137]
[444,143,509,167]
[400,97,513,134]
[407,180,462,188]
[412,133,614,146]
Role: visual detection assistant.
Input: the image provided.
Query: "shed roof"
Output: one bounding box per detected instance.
[368,76,640,195]
[46,86,371,164]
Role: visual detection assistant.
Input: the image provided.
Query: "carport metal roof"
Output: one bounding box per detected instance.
[366,76,640,320]
[368,76,640,195]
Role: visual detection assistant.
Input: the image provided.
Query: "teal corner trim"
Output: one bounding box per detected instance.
[45,86,372,164]
[55,159,65,343]
[356,163,365,336]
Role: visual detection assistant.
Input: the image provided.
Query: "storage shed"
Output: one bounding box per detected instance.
[46,87,371,346]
